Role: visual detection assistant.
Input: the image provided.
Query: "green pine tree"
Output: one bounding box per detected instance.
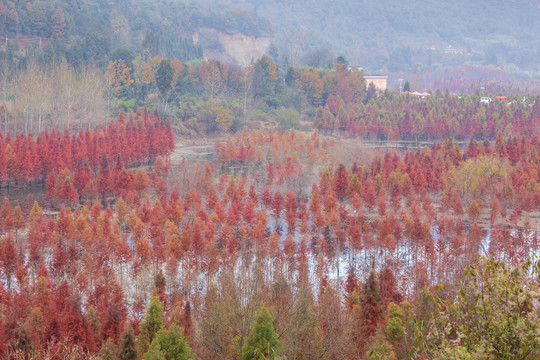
[144,324,193,360]
[144,344,166,360]
[403,81,410,92]
[242,305,281,360]
[156,59,174,102]
[386,303,405,343]
[138,296,165,355]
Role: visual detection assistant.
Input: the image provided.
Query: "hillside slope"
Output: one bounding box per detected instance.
[1,0,539,76]
[244,0,540,74]
[0,0,271,64]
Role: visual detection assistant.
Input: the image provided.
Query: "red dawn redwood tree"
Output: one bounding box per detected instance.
[285,190,298,234]
[334,163,349,201]
[97,154,112,203]
[356,269,384,352]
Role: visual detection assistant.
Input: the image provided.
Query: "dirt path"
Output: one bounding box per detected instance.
[170,137,222,164]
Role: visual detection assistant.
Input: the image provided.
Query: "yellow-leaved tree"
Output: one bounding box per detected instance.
[450,155,509,200]
[211,104,233,131]
[105,59,134,94]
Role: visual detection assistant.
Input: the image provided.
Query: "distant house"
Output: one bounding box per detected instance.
[480,97,493,104]
[364,75,388,92]
[444,45,463,55]
[402,91,430,99]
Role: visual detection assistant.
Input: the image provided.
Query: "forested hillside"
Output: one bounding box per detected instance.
[243,0,540,74]
[0,0,271,66]
[2,0,539,76]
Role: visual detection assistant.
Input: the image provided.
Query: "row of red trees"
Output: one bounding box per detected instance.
[318,134,540,211]
[215,128,333,165]
[45,154,171,204]
[0,109,174,185]
[217,129,540,215]
[315,94,540,140]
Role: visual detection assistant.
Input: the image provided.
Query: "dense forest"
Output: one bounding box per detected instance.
[1,0,540,359]
[243,0,540,71]
[2,0,540,78]
[2,52,539,137]
[0,0,270,62]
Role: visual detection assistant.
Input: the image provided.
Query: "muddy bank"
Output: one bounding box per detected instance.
[170,137,221,163]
